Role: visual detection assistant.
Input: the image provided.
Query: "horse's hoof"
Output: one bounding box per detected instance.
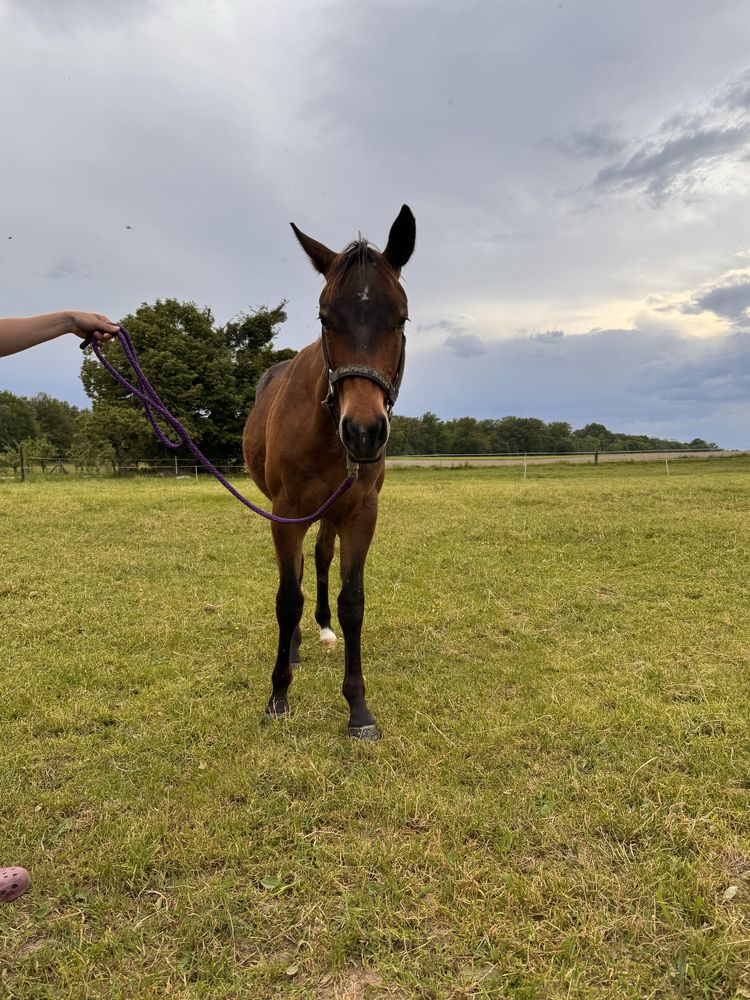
[290,658,302,670]
[319,627,337,649]
[348,724,380,742]
[264,698,289,721]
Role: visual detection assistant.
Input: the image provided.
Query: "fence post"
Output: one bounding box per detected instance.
[594,448,599,465]
[19,444,26,482]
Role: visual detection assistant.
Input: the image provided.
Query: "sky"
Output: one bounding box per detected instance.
[1,0,750,446]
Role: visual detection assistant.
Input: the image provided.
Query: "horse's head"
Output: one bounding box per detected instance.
[291,205,416,464]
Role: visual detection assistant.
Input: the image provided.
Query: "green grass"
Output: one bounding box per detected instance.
[1,460,749,998]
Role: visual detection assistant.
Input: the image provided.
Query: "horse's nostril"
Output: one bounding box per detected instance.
[377,416,389,445]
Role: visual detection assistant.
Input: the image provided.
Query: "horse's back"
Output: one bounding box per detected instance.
[242,360,292,498]
[256,359,292,402]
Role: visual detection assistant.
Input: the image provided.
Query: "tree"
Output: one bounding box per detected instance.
[386,415,419,455]
[224,302,296,415]
[29,393,79,454]
[489,416,547,453]
[419,411,445,453]
[21,435,55,472]
[0,391,39,450]
[444,417,491,454]
[79,298,297,464]
[546,420,575,453]
[70,407,146,472]
[573,422,614,450]
[69,417,115,472]
[81,299,243,463]
[0,447,21,474]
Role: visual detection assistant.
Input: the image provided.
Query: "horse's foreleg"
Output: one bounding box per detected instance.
[337,502,379,740]
[314,519,337,648]
[291,554,303,667]
[266,523,305,719]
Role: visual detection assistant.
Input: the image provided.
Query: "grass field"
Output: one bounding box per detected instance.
[1,459,749,998]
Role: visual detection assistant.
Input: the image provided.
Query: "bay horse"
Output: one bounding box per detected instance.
[242,205,416,740]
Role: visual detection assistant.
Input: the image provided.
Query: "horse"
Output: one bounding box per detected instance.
[242,205,416,740]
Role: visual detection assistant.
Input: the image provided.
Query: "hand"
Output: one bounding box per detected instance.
[69,311,120,343]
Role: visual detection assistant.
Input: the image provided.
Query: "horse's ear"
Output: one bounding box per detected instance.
[383,205,416,273]
[290,223,336,276]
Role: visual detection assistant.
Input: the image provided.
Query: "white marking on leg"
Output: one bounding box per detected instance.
[319,627,337,648]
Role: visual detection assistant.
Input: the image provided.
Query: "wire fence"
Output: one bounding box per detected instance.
[0,452,247,481]
[384,448,744,469]
[1,447,744,482]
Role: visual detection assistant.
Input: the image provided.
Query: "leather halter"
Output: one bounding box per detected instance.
[320,328,406,427]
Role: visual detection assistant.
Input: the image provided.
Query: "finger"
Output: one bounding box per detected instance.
[91,314,119,333]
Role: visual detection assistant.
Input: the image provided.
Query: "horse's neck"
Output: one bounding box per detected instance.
[292,341,337,435]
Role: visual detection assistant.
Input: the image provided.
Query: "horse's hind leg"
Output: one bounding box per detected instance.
[314,519,337,648]
[266,523,305,719]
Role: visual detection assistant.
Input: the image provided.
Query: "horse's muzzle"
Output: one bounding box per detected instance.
[340,415,389,462]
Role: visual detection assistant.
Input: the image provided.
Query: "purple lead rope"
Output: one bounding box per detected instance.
[82,327,356,524]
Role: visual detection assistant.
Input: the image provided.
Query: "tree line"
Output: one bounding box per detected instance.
[387,413,717,455]
[0,297,717,470]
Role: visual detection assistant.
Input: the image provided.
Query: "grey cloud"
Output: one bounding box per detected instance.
[681,274,750,323]
[417,319,461,333]
[533,330,565,343]
[443,331,487,358]
[43,258,91,281]
[693,279,750,322]
[637,331,750,403]
[14,0,159,32]
[592,68,750,205]
[552,123,626,159]
[594,125,750,205]
[401,327,750,448]
[721,69,750,111]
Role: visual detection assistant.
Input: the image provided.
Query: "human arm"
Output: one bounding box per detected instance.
[0,311,119,358]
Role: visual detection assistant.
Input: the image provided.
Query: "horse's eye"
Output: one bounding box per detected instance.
[398,318,408,330]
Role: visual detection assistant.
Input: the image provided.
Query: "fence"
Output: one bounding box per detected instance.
[384,448,743,469]
[0,449,247,481]
[1,447,744,482]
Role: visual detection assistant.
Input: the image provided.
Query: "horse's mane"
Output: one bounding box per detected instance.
[326,236,399,295]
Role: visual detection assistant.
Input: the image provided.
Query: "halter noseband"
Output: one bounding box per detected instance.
[320,329,406,426]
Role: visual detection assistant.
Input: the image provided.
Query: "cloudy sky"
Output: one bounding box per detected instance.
[2,0,750,445]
